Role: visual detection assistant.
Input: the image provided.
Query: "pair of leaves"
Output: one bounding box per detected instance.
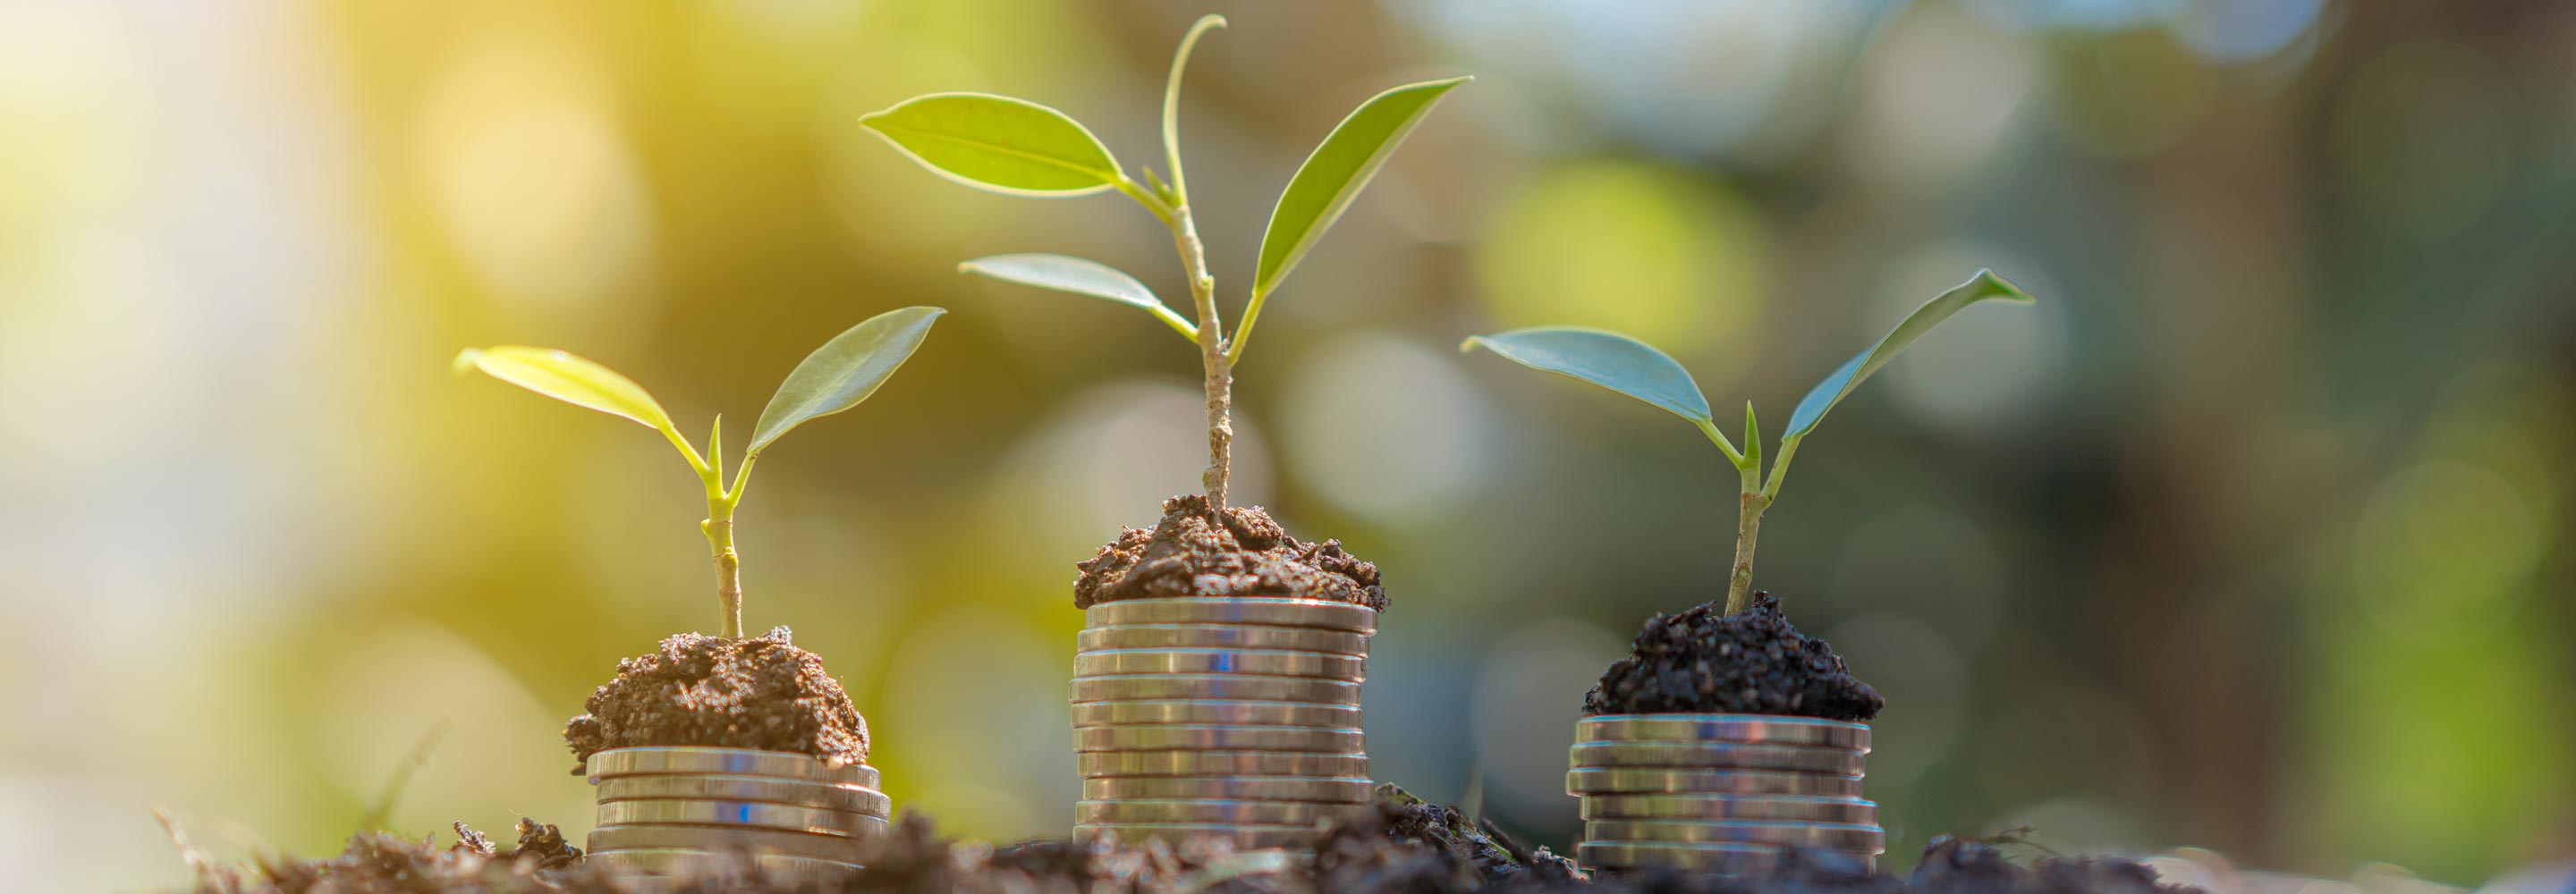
[857,21,1466,358]
[1463,269,2034,456]
[456,307,945,481]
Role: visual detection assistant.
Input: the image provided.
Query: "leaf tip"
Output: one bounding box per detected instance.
[1195,13,1228,30]
[451,348,484,376]
[1975,268,2037,303]
[1459,335,1488,355]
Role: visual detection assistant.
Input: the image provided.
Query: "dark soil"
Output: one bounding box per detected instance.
[1072,494,1385,611]
[180,793,2202,894]
[563,627,869,774]
[1584,593,1885,721]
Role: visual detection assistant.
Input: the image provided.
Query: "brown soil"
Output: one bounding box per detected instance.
[563,627,869,774]
[1072,494,1385,611]
[1584,593,1885,721]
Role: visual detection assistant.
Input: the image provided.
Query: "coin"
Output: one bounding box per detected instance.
[1073,822,1318,849]
[585,747,880,788]
[592,774,892,816]
[1080,625,1370,656]
[1565,768,1863,797]
[586,824,867,861]
[584,848,860,881]
[1072,700,1362,729]
[1074,649,1367,682]
[1577,715,1870,751]
[1084,598,1377,634]
[1076,798,1359,825]
[1579,794,1875,823]
[1083,776,1375,803]
[1077,751,1368,778]
[1075,725,1364,754]
[1070,674,1359,704]
[592,799,890,836]
[1575,840,1800,873]
[1568,742,1865,775]
[1583,819,1885,851]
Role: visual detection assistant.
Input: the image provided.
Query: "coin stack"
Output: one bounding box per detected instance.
[1071,597,1378,850]
[1566,714,1881,874]
[584,746,893,885]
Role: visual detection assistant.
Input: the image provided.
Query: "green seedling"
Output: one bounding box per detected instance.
[455,306,945,638]
[1465,271,2034,615]
[860,14,1466,512]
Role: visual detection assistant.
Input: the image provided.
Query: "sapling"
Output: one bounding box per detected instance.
[453,306,944,638]
[1465,270,2034,616]
[858,14,1466,513]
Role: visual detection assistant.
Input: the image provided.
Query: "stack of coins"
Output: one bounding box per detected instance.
[1072,597,1378,850]
[1566,714,1881,874]
[584,746,892,885]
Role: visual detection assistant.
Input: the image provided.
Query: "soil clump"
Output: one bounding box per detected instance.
[1073,494,1385,610]
[1584,593,1884,721]
[563,627,869,774]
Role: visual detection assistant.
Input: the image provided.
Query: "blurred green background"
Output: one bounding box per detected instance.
[4,0,2573,890]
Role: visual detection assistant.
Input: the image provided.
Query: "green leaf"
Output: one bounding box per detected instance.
[454,345,678,435]
[859,93,1123,196]
[958,254,1197,342]
[1251,76,1470,301]
[1741,401,1761,474]
[1462,327,1710,424]
[750,306,945,454]
[1784,269,2035,439]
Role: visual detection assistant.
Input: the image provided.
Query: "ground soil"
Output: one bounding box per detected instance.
[562,627,869,774]
[1584,593,1885,721]
[1072,494,1386,611]
[182,794,2202,894]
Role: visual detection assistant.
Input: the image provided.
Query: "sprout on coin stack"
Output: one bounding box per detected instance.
[454,307,941,880]
[859,15,1464,850]
[1467,271,2038,874]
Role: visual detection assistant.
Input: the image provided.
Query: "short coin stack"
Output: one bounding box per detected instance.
[1072,596,1378,849]
[1567,714,1881,874]
[585,746,892,885]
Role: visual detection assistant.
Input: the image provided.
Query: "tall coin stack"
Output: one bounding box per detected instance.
[1566,714,1881,874]
[1072,597,1378,849]
[584,746,893,885]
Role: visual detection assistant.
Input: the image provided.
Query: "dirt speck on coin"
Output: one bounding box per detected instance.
[1074,494,1385,611]
[1585,592,1885,721]
[562,627,868,773]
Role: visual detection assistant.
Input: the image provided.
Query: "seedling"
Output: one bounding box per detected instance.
[1466,271,2033,615]
[859,14,1466,512]
[454,306,945,638]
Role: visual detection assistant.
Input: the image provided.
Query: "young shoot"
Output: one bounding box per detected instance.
[454,306,945,638]
[857,14,1467,513]
[1464,271,2035,616]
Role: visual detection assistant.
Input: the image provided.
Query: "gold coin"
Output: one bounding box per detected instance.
[1070,674,1359,704]
[593,774,891,816]
[586,823,866,862]
[1077,751,1368,779]
[1583,819,1884,852]
[1576,841,1817,873]
[1568,742,1864,775]
[1080,625,1370,656]
[584,848,858,881]
[585,747,879,788]
[1076,799,1360,825]
[1074,649,1367,682]
[1075,725,1364,754]
[1579,794,1875,823]
[1074,822,1318,850]
[1072,700,1361,729]
[1565,768,1863,797]
[1083,776,1375,803]
[592,799,889,837]
[1577,715,1870,751]
[1084,598,1377,634]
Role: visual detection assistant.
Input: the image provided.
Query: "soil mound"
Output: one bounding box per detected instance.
[562,627,868,773]
[1073,494,1385,610]
[1585,593,1884,721]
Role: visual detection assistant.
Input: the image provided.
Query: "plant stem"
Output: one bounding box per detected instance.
[1725,460,1768,615]
[703,500,742,638]
[1165,200,1232,512]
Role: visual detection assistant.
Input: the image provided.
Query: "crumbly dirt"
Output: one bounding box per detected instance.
[1584,593,1885,721]
[1312,784,1580,892]
[1072,494,1386,611]
[563,627,869,774]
